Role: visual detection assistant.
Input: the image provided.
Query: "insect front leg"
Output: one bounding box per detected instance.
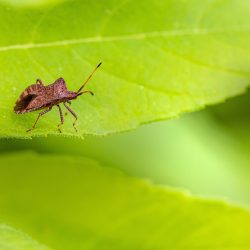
[26,107,52,132]
[64,101,71,116]
[63,102,78,132]
[57,105,64,133]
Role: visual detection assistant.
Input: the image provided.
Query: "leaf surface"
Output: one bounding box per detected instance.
[4,109,249,204]
[0,0,250,137]
[0,152,250,249]
[0,224,51,250]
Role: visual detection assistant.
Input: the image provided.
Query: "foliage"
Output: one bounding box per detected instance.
[0,224,50,250]
[0,0,250,137]
[0,1,250,249]
[0,152,250,250]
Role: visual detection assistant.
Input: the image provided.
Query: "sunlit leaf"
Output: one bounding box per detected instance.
[0,0,250,137]
[0,0,65,8]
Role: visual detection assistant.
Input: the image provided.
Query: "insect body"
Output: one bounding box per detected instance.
[14,62,101,132]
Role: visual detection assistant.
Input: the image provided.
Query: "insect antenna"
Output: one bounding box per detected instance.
[76,62,102,94]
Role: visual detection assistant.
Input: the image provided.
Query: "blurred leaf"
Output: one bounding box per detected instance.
[0,152,250,249]
[0,0,250,138]
[0,224,51,250]
[211,90,250,125]
[2,106,250,205]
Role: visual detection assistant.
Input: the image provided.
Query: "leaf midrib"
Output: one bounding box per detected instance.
[1,26,250,52]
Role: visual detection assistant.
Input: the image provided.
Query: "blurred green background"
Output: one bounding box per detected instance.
[1,90,249,206]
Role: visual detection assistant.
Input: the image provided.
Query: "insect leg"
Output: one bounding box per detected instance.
[63,102,78,132]
[57,105,64,133]
[36,79,44,85]
[64,101,71,116]
[26,107,52,132]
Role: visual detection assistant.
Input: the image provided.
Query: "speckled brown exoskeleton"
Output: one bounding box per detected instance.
[14,62,101,133]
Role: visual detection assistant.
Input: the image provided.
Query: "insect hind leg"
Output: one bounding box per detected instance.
[26,107,52,132]
[63,102,78,132]
[57,105,64,133]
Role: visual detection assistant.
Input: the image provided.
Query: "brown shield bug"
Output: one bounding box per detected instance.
[14,62,101,133]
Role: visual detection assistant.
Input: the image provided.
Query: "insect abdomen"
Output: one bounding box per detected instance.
[14,84,45,114]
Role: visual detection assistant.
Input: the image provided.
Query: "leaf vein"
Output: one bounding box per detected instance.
[0,26,249,52]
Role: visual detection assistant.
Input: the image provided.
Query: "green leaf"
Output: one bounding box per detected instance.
[0,0,250,138]
[0,224,51,250]
[0,152,250,249]
[4,108,249,205]
[0,0,63,8]
[1,93,250,204]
